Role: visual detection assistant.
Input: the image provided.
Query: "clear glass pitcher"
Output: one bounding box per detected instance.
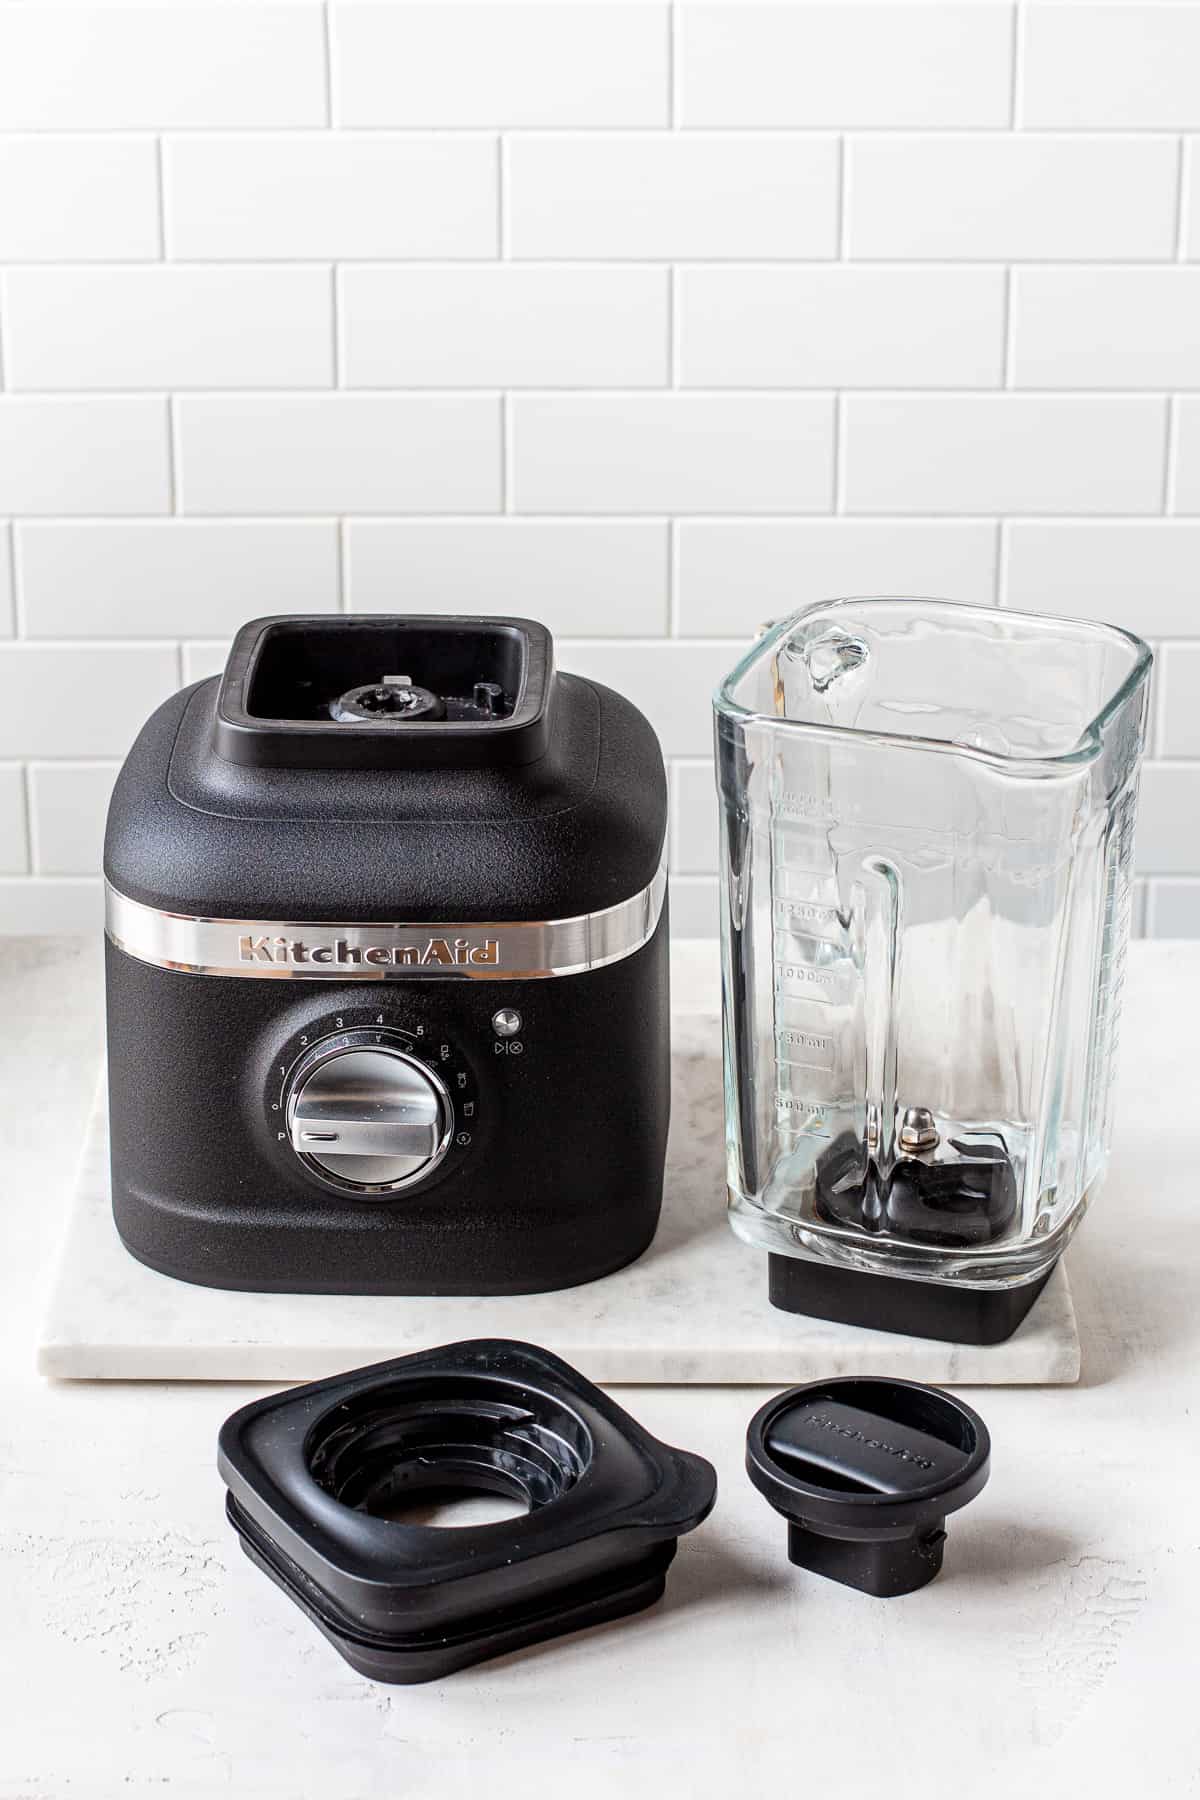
[714,598,1151,1342]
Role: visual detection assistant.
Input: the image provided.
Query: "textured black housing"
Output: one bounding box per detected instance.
[104,615,670,1295]
[218,1339,717,1683]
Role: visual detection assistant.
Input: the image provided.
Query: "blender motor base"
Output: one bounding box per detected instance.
[767,1254,1057,1346]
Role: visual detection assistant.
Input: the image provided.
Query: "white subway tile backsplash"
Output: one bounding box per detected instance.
[1022,5,1200,130]
[0,527,12,637]
[333,3,668,129]
[1147,880,1200,939]
[0,399,169,517]
[0,138,159,263]
[667,876,719,940]
[511,395,834,515]
[345,521,668,635]
[28,763,117,876]
[341,267,668,389]
[679,4,1011,129]
[847,136,1178,262]
[670,760,719,875]
[17,522,340,639]
[0,768,27,875]
[0,5,325,132]
[508,135,837,261]
[1158,646,1200,757]
[0,878,101,935]
[0,1,1199,931]
[843,396,1167,516]
[176,396,502,516]
[181,642,230,686]
[677,519,998,634]
[1005,523,1200,638]
[1133,764,1200,874]
[678,267,1004,388]
[0,646,176,759]
[1188,141,1200,259]
[555,640,742,756]
[1168,400,1200,513]
[164,136,498,261]
[1013,270,1200,390]
[3,268,333,392]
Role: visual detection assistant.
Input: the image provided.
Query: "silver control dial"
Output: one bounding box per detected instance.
[285,1030,452,1195]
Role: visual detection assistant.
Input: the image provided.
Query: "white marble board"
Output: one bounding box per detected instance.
[39,1007,1080,1384]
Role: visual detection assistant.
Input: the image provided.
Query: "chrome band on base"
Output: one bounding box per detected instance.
[104,865,667,982]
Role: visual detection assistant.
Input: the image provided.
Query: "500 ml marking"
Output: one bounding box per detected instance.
[776,1093,833,1128]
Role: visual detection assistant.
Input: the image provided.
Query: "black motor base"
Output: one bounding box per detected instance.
[767,1253,1056,1345]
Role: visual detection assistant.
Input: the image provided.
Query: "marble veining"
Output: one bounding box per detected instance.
[39,1010,1080,1384]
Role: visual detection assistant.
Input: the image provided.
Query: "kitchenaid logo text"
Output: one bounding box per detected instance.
[238,935,500,968]
[803,1413,935,1473]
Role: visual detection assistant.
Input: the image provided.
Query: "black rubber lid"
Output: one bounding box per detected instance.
[746,1377,990,1597]
[219,1339,716,1683]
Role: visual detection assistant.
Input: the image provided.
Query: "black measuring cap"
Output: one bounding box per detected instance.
[746,1377,990,1597]
[219,1339,717,1683]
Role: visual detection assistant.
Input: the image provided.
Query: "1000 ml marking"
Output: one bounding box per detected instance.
[775,962,845,1005]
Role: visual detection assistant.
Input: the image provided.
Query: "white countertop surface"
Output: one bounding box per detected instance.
[2,937,1198,1799]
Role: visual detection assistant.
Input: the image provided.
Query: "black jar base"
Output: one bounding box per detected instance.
[766,1253,1057,1345]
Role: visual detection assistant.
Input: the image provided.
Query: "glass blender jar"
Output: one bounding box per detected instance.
[714,598,1151,1343]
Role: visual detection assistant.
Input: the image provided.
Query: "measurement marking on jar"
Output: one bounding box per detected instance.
[775,964,849,1006]
[773,898,841,931]
[777,1028,835,1072]
[775,1092,833,1139]
[776,791,836,821]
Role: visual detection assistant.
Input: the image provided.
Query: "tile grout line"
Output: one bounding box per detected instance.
[154,137,168,260]
[1151,637,1167,758]
[3,524,16,638]
[20,761,36,877]
[994,519,1008,609]
[1008,2,1023,132]
[500,393,510,514]
[7,126,1200,139]
[667,1,677,130]
[322,0,336,130]
[831,392,844,514]
[8,523,24,639]
[667,264,678,386]
[166,394,179,516]
[330,264,342,387]
[497,136,509,260]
